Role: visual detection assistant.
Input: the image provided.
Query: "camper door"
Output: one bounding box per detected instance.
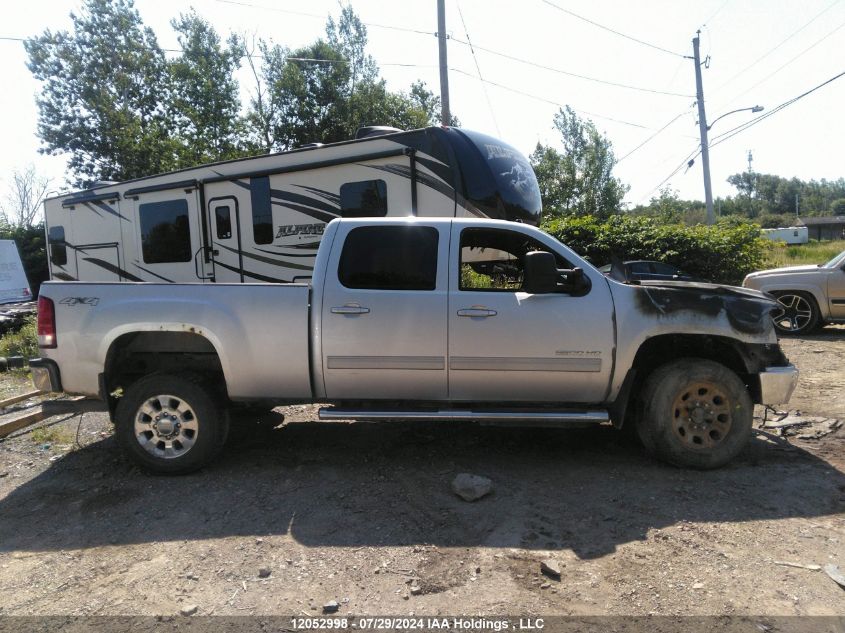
[126,188,205,283]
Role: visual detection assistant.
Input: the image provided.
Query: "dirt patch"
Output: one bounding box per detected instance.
[0,329,843,617]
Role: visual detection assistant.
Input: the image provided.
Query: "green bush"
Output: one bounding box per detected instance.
[0,315,38,359]
[542,214,766,286]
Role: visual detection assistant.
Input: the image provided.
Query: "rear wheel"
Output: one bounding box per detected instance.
[637,358,753,469]
[771,291,819,335]
[115,373,228,475]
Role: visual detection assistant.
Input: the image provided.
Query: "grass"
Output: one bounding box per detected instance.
[762,239,845,269]
[30,425,74,446]
[0,315,38,360]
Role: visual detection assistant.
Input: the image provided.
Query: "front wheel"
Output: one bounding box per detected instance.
[771,291,819,335]
[637,358,753,469]
[115,373,229,475]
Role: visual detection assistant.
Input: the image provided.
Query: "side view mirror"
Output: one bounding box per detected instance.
[524,251,588,294]
[523,251,558,293]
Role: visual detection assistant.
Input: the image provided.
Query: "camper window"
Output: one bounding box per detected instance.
[216,205,232,239]
[340,180,388,217]
[48,226,67,266]
[251,176,273,244]
[139,200,192,264]
[338,226,438,291]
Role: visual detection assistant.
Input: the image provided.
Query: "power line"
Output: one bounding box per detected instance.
[449,36,694,98]
[637,145,702,204]
[455,2,500,135]
[710,68,845,148]
[540,0,687,58]
[212,0,436,37]
[1,35,436,68]
[700,0,731,28]
[449,67,653,130]
[723,16,845,107]
[712,0,841,94]
[616,109,693,164]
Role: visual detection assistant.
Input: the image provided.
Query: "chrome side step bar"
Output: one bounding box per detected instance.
[318,408,609,426]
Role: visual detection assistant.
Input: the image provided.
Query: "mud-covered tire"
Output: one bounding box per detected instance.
[771,291,820,335]
[115,373,229,475]
[637,358,753,469]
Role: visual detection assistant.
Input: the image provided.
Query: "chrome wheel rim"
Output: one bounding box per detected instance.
[772,294,813,333]
[671,380,733,449]
[134,394,199,459]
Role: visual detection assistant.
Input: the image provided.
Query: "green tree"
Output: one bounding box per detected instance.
[251,8,445,152]
[25,0,176,186]
[530,106,628,219]
[830,198,845,215]
[168,10,247,165]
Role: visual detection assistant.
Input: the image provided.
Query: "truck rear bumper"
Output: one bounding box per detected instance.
[759,364,799,405]
[29,358,62,393]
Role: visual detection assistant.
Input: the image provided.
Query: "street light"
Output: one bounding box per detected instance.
[697,101,765,225]
[707,105,764,131]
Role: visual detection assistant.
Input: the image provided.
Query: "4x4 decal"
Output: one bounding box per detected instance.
[59,297,100,306]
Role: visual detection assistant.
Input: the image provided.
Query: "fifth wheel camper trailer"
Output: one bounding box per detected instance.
[43,126,542,284]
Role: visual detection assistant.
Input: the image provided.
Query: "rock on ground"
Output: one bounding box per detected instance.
[452,473,492,501]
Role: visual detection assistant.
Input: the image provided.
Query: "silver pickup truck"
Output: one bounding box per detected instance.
[31,217,798,474]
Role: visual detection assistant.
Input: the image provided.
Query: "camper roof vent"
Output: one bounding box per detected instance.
[298,143,324,149]
[355,126,404,139]
[92,180,118,188]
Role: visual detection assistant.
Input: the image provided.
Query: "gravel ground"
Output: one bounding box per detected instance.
[0,327,843,617]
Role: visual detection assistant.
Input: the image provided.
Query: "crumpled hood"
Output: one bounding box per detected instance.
[632,280,778,335]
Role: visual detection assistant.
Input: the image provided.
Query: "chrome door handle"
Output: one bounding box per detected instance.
[331,305,370,315]
[457,308,497,317]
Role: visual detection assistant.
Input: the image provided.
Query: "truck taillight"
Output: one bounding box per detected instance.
[37,296,57,348]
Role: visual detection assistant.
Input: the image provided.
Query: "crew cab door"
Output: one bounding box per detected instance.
[320,222,450,400]
[447,223,614,403]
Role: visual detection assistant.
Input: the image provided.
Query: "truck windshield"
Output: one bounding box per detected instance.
[449,129,542,225]
[822,248,845,269]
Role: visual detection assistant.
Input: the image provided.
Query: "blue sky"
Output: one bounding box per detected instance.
[2,0,844,210]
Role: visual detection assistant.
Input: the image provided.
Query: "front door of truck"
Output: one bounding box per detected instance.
[320,222,449,400]
[447,223,614,403]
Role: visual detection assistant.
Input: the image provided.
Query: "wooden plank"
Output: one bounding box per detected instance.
[0,396,86,438]
[0,390,44,409]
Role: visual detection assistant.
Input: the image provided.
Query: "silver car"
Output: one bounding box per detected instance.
[743,248,845,334]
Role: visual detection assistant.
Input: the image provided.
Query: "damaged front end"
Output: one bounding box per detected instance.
[630,280,798,404]
[634,280,779,336]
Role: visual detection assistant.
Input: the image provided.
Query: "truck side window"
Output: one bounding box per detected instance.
[215,205,232,239]
[48,226,68,266]
[251,176,273,244]
[340,180,387,217]
[139,199,191,264]
[339,226,438,290]
[460,228,570,291]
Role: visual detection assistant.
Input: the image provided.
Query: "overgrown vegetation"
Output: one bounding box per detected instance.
[25,0,449,187]
[762,239,845,269]
[0,315,38,359]
[543,215,766,285]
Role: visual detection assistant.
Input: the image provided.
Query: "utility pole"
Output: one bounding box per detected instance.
[692,32,714,225]
[437,0,451,126]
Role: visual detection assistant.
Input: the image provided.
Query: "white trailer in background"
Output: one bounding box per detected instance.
[0,240,31,304]
[41,126,542,285]
[761,227,808,244]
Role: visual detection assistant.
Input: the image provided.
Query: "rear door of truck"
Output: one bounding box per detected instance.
[319,221,450,400]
